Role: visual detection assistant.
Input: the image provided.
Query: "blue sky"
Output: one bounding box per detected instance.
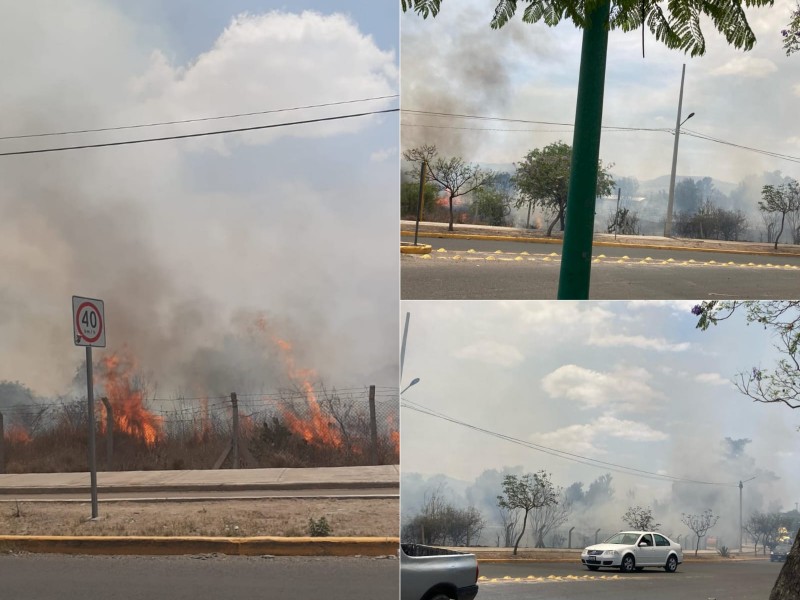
[400,300,800,542]
[402,1,800,191]
[0,1,399,398]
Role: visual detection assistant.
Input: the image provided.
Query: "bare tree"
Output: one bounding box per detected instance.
[681,510,720,556]
[404,144,495,232]
[530,490,572,547]
[497,504,520,548]
[622,505,661,530]
[497,471,558,555]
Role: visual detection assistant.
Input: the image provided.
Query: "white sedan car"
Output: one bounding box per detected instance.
[581,531,683,573]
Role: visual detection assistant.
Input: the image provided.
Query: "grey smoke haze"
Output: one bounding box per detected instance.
[0,3,398,399]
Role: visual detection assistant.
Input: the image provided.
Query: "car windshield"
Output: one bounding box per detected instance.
[603,533,640,545]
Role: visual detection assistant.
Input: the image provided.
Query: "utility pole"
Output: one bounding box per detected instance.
[665,64,687,237]
[739,480,744,552]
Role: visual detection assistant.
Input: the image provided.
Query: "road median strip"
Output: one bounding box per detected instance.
[0,535,400,557]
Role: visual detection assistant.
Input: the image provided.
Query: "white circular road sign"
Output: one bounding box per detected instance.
[72,296,106,347]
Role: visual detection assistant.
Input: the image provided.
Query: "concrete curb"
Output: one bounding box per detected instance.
[0,535,400,557]
[401,230,800,258]
[401,243,432,255]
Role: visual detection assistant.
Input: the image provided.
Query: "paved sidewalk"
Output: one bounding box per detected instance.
[0,465,399,495]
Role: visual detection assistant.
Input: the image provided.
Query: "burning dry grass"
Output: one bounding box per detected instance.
[0,498,398,537]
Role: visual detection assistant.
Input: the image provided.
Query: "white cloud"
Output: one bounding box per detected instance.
[531,416,668,455]
[711,56,778,77]
[588,332,691,352]
[370,146,396,162]
[455,340,524,368]
[128,11,397,153]
[541,364,664,412]
[694,372,730,386]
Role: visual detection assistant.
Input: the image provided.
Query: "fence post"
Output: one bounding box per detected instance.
[231,392,239,469]
[568,526,575,549]
[368,385,378,465]
[0,411,4,474]
[100,397,113,470]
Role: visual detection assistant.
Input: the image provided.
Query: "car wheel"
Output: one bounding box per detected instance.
[587,565,600,571]
[620,554,635,573]
[664,554,678,573]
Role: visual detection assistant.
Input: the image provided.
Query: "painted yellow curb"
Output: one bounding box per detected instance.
[0,535,399,557]
[401,243,432,255]
[401,230,800,258]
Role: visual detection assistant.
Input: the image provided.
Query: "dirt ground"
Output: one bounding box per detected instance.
[0,498,398,537]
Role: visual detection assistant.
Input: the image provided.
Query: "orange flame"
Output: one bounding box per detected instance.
[4,424,31,444]
[98,353,163,447]
[255,317,342,449]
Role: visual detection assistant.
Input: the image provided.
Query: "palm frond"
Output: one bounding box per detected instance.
[402,0,442,18]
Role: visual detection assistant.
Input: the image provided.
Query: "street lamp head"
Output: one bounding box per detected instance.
[401,377,421,395]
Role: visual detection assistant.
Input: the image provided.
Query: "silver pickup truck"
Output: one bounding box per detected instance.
[400,543,480,600]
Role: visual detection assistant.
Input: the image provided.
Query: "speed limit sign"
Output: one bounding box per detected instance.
[72,296,106,347]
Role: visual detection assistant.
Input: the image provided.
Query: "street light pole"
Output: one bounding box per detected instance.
[664,64,694,237]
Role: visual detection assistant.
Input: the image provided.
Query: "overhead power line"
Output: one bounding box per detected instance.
[402,399,746,487]
[0,108,399,157]
[0,94,399,141]
[402,107,800,165]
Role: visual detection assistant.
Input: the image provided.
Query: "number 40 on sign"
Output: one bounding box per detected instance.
[72,296,106,348]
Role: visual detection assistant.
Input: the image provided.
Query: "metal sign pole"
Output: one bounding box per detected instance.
[86,345,99,519]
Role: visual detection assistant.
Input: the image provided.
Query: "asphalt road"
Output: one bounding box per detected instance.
[0,553,399,600]
[402,237,800,299]
[477,559,780,600]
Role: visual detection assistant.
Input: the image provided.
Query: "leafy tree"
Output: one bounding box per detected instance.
[622,505,661,530]
[681,510,719,556]
[759,180,800,250]
[782,3,800,55]
[497,471,558,555]
[472,184,513,226]
[401,181,438,220]
[403,144,495,232]
[403,0,775,57]
[514,141,614,236]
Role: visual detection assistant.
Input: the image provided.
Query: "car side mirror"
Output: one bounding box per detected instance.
[638,542,647,547]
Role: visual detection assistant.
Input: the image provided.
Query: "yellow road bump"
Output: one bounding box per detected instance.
[621,255,629,260]
[708,260,716,264]
[486,256,496,261]
[515,256,524,261]
[681,261,689,265]
[452,255,462,261]
[594,258,601,263]
[597,254,607,258]
[495,249,504,254]
[437,248,447,253]
[520,251,530,255]
[421,254,431,259]
[467,249,476,253]
[499,257,514,262]
[728,261,735,265]
[549,252,559,256]
[666,258,675,262]
[617,259,626,263]
[543,257,551,262]
[748,262,755,266]
[644,257,653,261]
[766,263,774,267]
[688,259,696,263]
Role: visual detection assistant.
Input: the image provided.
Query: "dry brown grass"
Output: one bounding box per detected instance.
[0,498,398,537]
